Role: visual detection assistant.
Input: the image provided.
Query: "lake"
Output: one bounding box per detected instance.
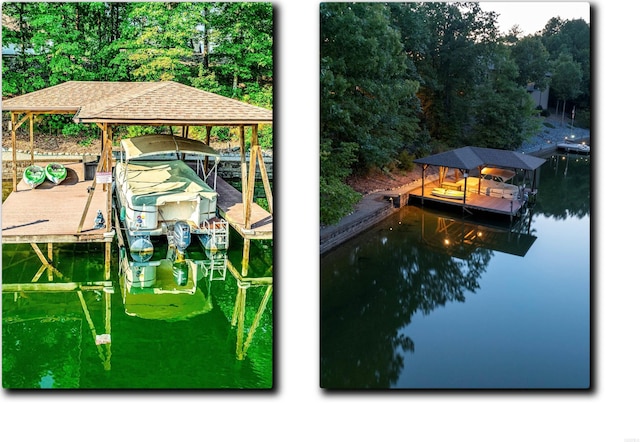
[320,152,591,389]
[2,217,273,389]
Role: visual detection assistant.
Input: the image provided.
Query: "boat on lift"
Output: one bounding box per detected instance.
[113,134,229,263]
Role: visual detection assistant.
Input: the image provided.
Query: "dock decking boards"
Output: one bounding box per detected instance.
[2,162,111,244]
[215,176,272,240]
[410,185,524,217]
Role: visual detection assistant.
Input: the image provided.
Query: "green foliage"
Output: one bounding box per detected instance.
[2,2,273,107]
[511,37,551,89]
[2,2,274,150]
[320,3,421,170]
[396,150,415,171]
[319,2,590,224]
[320,140,361,226]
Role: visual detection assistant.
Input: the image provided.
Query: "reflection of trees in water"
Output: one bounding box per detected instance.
[536,154,590,220]
[321,209,492,388]
[2,318,82,388]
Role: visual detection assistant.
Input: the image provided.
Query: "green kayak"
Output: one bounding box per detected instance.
[45,162,67,185]
[23,164,46,189]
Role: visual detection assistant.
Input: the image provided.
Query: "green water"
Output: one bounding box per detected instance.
[3,180,13,202]
[2,231,273,389]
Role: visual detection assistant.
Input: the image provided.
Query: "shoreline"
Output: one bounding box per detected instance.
[320,120,591,255]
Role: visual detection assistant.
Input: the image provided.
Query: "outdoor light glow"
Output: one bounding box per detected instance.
[444,239,450,246]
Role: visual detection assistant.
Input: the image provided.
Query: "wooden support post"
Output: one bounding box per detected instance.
[29,113,34,165]
[244,125,258,230]
[204,126,212,174]
[47,243,54,281]
[255,144,273,214]
[106,125,113,232]
[77,152,108,233]
[105,241,111,280]
[11,112,17,191]
[239,125,247,208]
[242,237,251,277]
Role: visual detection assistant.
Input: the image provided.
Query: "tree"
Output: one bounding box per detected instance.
[470,45,540,149]
[550,52,583,126]
[112,2,199,82]
[320,2,420,171]
[199,2,273,101]
[541,17,590,111]
[413,2,499,147]
[511,36,551,90]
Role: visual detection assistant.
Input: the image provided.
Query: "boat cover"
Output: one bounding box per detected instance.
[480,167,515,180]
[121,134,221,164]
[117,160,216,207]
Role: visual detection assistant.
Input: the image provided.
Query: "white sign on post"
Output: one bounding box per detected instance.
[96,172,112,184]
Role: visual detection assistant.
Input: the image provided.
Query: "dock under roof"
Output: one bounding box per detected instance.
[412,146,546,218]
[2,81,273,258]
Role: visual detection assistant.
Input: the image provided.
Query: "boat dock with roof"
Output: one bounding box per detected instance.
[411,146,546,219]
[2,80,273,276]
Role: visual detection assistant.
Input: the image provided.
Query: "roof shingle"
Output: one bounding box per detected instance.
[2,81,272,125]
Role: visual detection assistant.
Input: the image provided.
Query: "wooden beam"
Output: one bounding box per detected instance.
[77,152,108,233]
[239,125,247,208]
[11,112,17,191]
[256,147,273,214]
[241,237,250,277]
[29,113,34,165]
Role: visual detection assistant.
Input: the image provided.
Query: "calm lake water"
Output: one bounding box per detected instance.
[320,152,590,389]
[2,193,273,389]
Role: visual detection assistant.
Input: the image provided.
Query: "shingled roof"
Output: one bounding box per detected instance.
[1,81,272,125]
[414,146,545,171]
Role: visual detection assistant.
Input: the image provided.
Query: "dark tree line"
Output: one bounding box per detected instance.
[320,2,590,225]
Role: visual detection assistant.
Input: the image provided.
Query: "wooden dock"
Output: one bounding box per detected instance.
[215,176,272,241]
[410,184,524,217]
[1,161,112,244]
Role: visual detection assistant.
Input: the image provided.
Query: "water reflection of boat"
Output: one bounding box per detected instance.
[114,134,229,263]
[119,238,228,321]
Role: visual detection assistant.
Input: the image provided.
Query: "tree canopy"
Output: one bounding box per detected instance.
[319,2,590,225]
[2,2,272,145]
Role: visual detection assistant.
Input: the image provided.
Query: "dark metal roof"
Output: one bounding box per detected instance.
[414,146,546,171]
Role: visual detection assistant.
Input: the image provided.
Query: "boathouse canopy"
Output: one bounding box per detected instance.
[414,146,546,172]
[2,80,272,125]
[3,81,273,257]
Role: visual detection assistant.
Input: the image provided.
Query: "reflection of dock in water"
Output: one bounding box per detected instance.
[2,245,113,375]
[418,209,537,259]
[225,244,273,361]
